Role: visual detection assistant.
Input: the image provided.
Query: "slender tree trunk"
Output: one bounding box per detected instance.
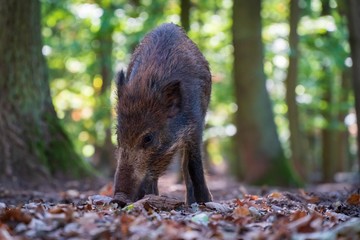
[0,0,91,189]
[335,70,351,173]
[92,4,116,177]
[232,0,299,185]
[181,0,191,32]
[346,0,360,174]
[320,65,338,182]
[285,0,307,180]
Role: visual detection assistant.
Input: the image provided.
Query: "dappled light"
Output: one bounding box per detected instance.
[0,0,359,238]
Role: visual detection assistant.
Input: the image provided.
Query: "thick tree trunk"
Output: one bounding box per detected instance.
[285,0,307,180]
[0,0,91,189]
[232,0,299,185]
[346,0,360,174]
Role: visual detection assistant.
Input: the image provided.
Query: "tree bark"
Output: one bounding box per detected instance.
[180,0,191,32]
[232,0,299,185]
[0,0,91,189]
[285,0,307,180]
[92,4,116,177]
[346,0,360,175]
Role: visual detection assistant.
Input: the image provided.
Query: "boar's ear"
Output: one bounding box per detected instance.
[163,81,181,118]
[116,70,126,88]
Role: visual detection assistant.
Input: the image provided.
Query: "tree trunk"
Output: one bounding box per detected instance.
[320,64,338,182]
[346,0,360,174]
[92,4,116,177]
[232,0,299,185]
[0,0,91,189]
[180,0,191,32]
[335,70,351,173]
[285,0,307,180]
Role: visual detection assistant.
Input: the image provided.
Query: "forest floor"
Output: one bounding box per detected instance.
[0,172,360,239]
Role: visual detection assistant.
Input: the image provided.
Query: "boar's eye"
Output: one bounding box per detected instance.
[142,133,154,148]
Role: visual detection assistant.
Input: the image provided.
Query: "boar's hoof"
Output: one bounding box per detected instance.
[111,192,131,208]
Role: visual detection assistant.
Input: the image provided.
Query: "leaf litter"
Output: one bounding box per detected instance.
[0,179,359,239]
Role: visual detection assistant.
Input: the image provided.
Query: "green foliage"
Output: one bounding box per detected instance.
[41,0,356,180]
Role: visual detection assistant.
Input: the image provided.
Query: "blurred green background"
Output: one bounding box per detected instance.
[41,0,358,183]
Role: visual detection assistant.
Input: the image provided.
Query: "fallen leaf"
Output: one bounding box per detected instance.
[191,212,209,225]
[88,195,113,205]
[347,193,360,206]
[99,182,113,196]
[268,192,283,199]
[0,208,32,226]
[205,202,231,213]
[233,205,250,218]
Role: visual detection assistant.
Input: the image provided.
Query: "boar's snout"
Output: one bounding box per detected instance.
[113,147,154,206]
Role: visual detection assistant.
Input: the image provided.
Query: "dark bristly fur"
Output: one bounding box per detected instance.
[113,23,212,207]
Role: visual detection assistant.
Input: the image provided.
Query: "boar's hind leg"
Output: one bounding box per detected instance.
[183,141,212,204]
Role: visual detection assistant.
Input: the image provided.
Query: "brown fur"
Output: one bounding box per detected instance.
[113,23,212,207]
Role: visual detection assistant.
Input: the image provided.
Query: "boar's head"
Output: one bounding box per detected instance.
[113,69,186,205]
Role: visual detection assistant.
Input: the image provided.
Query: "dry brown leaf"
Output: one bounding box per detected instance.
[99,182,113,196]
[233,205,250,218]
[268,192,283,199]
[0,208,32,225]
[347,193,360,205]
[120,214,135,236]
[290,210,307,222]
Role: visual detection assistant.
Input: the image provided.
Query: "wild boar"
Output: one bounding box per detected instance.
[113,23,212,207]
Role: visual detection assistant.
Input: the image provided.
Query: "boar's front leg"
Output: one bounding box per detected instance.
[135,174,159,200]
[183,139,212,204]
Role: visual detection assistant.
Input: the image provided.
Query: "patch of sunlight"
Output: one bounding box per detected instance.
[93,75,103,90]
[273,55,288,69]
[274,104,288,114]
[69,96,83,109]
[272,38,289,53]
[345,112,357,126]
[167,14,180,24]
[264,61,273,74]
[52,78,67,90]
[299,16,336,35]
[81,107,93,119]
[71,3,103,27]
[229,103,238,113]
[295,85,306,95]
[263,23,289,40]
[57,111,65,119]
[42,45,52,56]
[207,140,223,166]
[345,57,353,67]
[111,134,117,145]
[126,18,144,33]
[115,8,125,18]
[225,124,236,137]
[203,14,224,35]
[311,0,322,12]
[71,109,82,121]
[296,94,312,104]
[82,86,94,97]
[83,144,95,157]
[79,131,90,142]
[66,58,86,73]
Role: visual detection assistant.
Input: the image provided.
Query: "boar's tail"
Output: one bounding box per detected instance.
[116,70,126,88]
